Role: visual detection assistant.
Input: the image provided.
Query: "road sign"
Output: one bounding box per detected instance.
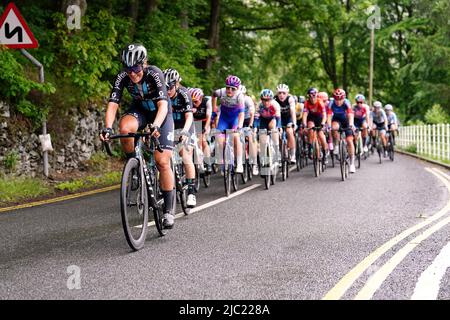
[0,2,38,49]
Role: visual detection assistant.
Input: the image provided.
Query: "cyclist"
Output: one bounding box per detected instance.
[189,88,213,172]
[100,43,176,229]
[327,88,356,173]
[371,101,388,157]
[165,68,197,208]
[295,95,305,129]
[352,94,371,153]
[240,85,258,175]
[256,89,281,165]
[211,75,245,173]
[318,91,330,109]
[385,104,399,145]
[302,87,328,163]
[274,84,297,163]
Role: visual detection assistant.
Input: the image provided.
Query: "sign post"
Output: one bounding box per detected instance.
[0,2,49,177]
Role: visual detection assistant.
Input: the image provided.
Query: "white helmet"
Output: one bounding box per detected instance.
[385,104,393,111]
[121,43,147,67]
[373,101,382,108]
[240,85,247,94]
[277,83,289,93]
[163,68,182,87]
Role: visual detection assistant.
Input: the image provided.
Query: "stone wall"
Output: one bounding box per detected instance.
[0,101,106,177]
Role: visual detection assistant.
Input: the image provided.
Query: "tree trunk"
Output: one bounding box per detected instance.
[146,0,159,15]
[342,0,351,92]
[206,0,221,71]
[128,0,140,39]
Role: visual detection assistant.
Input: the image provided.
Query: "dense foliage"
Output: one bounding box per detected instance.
[0,0,448,128]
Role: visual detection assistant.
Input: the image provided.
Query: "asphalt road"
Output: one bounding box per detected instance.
[1,153,450,300]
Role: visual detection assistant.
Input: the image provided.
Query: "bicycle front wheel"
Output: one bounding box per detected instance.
[120,158,148,251]
[339,141,346,181]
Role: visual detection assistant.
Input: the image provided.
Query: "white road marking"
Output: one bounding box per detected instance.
[139,183,261,228]
[353,167,450,300]
[323,167,450,300]
[411,240,450,300]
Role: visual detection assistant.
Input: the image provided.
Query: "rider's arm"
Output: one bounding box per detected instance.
[289,96,296,125]
[181,88,193,133]
[248,98,255,127]
[105,102,119,129]
[302,104,308,127]
[237,93,245,129]
[205,99,212,131]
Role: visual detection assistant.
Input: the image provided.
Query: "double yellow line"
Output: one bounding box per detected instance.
[0,185,120,214]
[323,167,450,300]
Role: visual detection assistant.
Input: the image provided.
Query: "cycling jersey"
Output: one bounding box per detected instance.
[352,104,367,120]
[243,95,255,120]
[193,96,212,122]
[109,66,169,112]
[328,99,353,119]
[257,100,280,119]
[295,102,304,121]
[214,88,245,131]
[275,95,295,125]
[387,112,399,126]
[371,109,387,124]
[110,65,174,150]
[171,86,193,130]
[304,100,326,117]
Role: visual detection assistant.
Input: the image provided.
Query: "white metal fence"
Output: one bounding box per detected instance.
[397,124,450,161]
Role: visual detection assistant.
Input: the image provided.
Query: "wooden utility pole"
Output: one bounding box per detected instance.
[369,27,374,107]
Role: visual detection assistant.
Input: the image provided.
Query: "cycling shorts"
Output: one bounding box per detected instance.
[332,115,353,137]
[122,101,174,151]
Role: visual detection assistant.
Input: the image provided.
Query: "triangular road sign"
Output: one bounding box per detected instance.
[0,2,38,49]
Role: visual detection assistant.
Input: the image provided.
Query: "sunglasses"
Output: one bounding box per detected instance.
[126,64,143,74]
[357,101,363,104]
[226,86,238,91]
[261,98,271,102]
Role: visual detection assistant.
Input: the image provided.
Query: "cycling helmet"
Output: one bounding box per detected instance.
[333,88,346,100]
[188,88,204,101]
[298,96,305,103]
[163,68,182,87]
[384,104,393,111]
[260,89,274,99]
[277,84,289,93]
[225,75,241,88]
[307,87,318,98]
[318,92,329,102]
[355,94,365,102]
[240,85,247,94]
[121,43,147,67]
[373,101,382,108]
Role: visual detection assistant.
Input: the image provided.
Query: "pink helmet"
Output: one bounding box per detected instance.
[225,75,241,88]
[188,88,204,102]
[318,92,329,102]
[333,88,346,100]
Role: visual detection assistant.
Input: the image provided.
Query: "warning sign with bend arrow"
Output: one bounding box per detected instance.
[0,2,38,49]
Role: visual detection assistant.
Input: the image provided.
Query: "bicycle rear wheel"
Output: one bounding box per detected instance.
[389,134,395,161]
[202,171,211,188]
[120,158,148,251]
[232,166,239,192]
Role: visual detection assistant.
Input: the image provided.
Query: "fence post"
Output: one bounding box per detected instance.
[437,124,441,160]
[447,123,450,161]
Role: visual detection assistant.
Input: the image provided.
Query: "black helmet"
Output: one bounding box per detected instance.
[121,43,147,67]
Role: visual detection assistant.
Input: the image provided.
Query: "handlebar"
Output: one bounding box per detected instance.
[103,131,163,156]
